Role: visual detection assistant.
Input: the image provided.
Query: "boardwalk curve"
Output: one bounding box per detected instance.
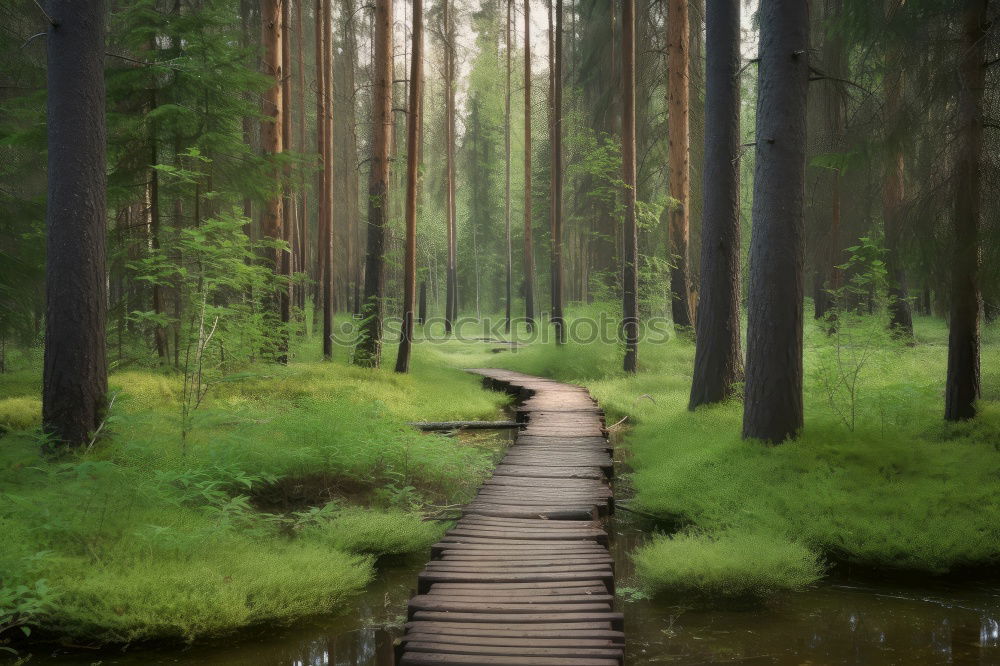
[396,369,623,666]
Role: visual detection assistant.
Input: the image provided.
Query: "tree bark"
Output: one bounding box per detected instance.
[667,0,693,329]
[742,0,809,443]
[444,0,458,333]
[295,0,308,311]
[944,0,986,421]
[505,0,513,334]
[322,0,334,358]
[261,0,285,359]
[279,0,293,362]
[882,0,913,337]
[622,0,638,373]
[43,0,109,446]
[689,0,742,408]
[354,0,392,366]
[551,0,565,344]
[395,0,423,373]
[523,0,536,330]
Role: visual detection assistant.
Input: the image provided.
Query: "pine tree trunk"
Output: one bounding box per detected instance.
[322,0,334,358]
[261,0,285,345]
[43,0,109,446]
[446,0,458,332]
[742,0,809,443]
[355,0,392,366]
[149,89,168,363]
[504,0,513,334]
[395,0,423,373]
[883,0,913,337]
[278,0,293,362]
[523,0,536,329]
[689,0,742,408]
[551,0,565,344]
[622,0,638,373]
[295,0,308,311]
[667,0,693,329]
[944,0,986,421]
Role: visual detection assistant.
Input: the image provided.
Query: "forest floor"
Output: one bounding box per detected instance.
[0,337,511,646]
[3,304,1000,648]
[444,303,1000,600]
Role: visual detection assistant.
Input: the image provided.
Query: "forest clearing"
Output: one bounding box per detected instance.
[3,0,1000,663]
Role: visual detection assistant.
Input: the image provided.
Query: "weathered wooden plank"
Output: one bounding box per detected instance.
[399,371,621,665]
[399,652,620,666]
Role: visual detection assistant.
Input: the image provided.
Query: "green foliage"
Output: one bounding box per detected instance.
[0,346,507,642]
[0,397,40,432]
[302,507,445,556]
[634,530,823,601]
[453,305,1000,580]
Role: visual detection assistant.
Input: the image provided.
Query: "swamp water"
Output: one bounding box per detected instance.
[24,431,1000,665]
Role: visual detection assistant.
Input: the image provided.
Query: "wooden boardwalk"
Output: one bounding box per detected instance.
[396,369,623,666]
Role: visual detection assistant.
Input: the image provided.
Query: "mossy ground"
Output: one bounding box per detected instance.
[0,335,509,643]
[448,303,1000,599]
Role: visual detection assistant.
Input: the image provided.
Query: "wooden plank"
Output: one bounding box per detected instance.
[400,633,620,648]
[399,652,620,666]
[403,641,623,659]
[410,611,624,625]
[418,571,614,595]
[405,621,623,637]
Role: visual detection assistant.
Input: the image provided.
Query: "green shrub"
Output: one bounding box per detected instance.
[0,397,40,432]
[302,507,444,556]
[634,530,823,601]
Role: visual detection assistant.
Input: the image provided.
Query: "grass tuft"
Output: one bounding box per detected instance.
[634,530,823,601]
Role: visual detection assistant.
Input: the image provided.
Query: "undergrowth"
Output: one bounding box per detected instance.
[448,304,1000,598]
[0,339,508,643]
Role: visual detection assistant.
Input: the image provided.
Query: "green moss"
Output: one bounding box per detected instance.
[0,341,507,642]
[449,307,1000,578]
[302,507,445,556]
[634,530,823,601]
[0,396,40,431]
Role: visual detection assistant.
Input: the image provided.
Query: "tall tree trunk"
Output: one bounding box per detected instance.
[742,0,809,443]
[883,0,913,337]
[944,0,986,421]
[149,89,168,363]
[355,0,392,366]
[295,0,308,311]
[667,0,693,329]
[444,0,458,333]
[322,0,334,357]
[279,0,293,362]
[504,0,513,334]
[262,0,285,351]
[551,0,565,343]
[43,0,109,446]
[315,0,331,358]
[690,0,742,408]
[523,0,536,329]
[622,0,638,373]
[395,0,423,373]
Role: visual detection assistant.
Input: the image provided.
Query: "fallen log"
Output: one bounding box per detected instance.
[409,420,521,431]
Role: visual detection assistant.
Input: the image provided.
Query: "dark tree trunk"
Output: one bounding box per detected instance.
[883,0,913,337]
[418,280,427,325]
[504,0,513,334]
[149,91,168,363]
[944,0,986,421]
[279,0,293,362]
[622,0,638,373]
[742,0,809,443]
[321,0,334,359]
[43,0,109,446]
[395,0,422,374]
[667,0,694,329]
[295,0,308,311]
[690,0,742,409]
[444,0,458,333]
[551,0,565,344]
[354,0,392,367]
[523,0,536,330]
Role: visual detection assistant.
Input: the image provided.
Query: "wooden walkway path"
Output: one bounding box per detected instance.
[396,369,623,666]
